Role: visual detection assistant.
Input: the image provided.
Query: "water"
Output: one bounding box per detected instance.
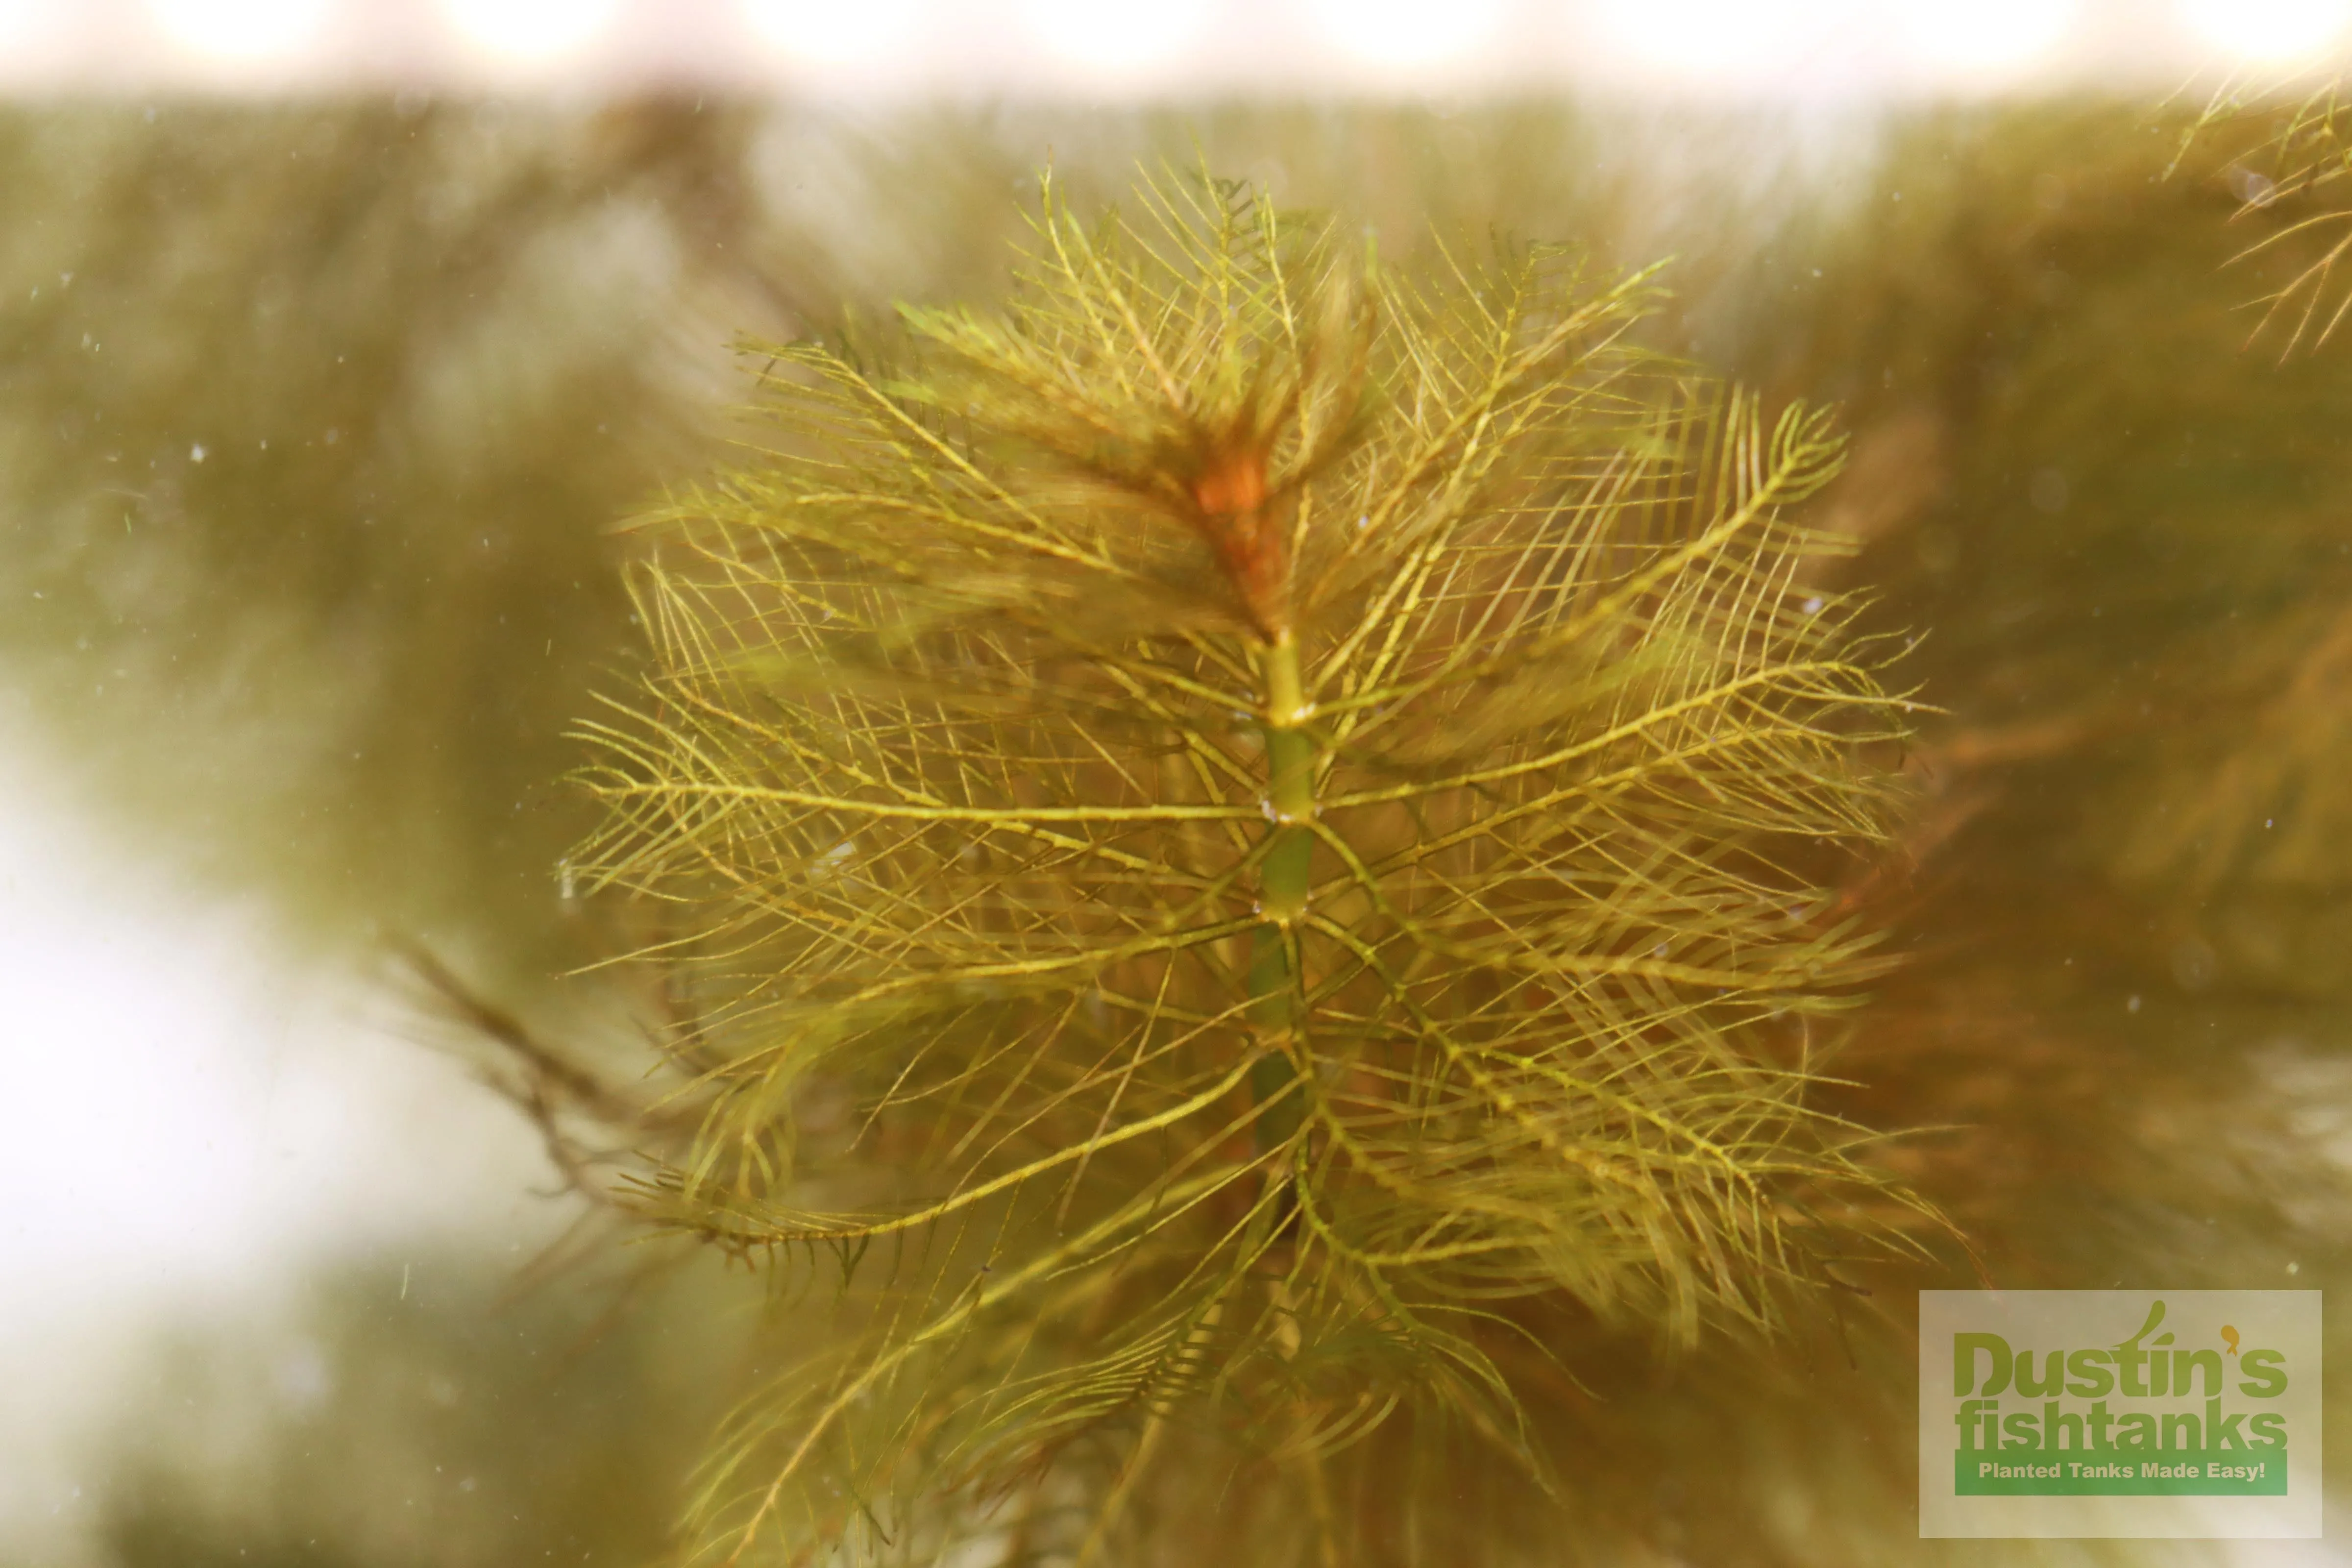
[5,92,2352,1567]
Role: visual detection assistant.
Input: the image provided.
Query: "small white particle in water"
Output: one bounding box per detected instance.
[2267,818,2275,829]
[2288,1261,2301,1275]
[190,443,205,463]
[1356,514,1371,530]
[2127,995,2142,1014]
[1801,596,1823,615]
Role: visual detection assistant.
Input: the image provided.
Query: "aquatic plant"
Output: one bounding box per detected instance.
[562,168,1928,1565]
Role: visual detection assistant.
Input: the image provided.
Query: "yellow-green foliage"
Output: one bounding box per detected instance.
[2186,76,2352,352]
[571,170,1930,1565]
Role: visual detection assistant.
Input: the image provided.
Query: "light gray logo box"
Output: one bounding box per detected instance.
[1919,1291,2321,1539]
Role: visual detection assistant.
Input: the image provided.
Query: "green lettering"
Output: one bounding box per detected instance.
[2207,1398,2246,1449]
[2066,1348,2114,1397]
[2113,1300,2165,1399]
[2014,1348,2065,1397]
[2238,1348,2288,1398]
[2043,1400,2084,1451]
[1956,1332,2012,1397]
[1956,1400,1996,1451]
[2174,1347,2223,1398]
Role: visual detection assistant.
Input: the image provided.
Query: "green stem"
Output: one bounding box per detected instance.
[1251,630,1315,1155]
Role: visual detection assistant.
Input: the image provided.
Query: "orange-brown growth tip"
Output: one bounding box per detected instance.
[1192,448,1268,517]
[1185,446,1289,638]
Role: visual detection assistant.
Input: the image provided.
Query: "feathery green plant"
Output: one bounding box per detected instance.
[2180,75,2352,352]
[570,168,1928,1565]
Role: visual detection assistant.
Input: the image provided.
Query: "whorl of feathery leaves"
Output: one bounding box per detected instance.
[569,169,1930,1564]
[2186,74,2352,352]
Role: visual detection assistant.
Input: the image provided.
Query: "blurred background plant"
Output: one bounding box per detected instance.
[15,9,2352,1567]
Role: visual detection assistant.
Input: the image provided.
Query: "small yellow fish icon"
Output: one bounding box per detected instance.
[2222,1324,2241,1356]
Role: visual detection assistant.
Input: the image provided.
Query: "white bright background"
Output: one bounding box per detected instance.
[0,0,2340,93]
[3,2,2351,1564]
[0,710,559,1558]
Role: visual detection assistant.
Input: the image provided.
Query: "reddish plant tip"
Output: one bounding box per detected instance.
[1191,447,1268,517]
[1188,445,1290,638]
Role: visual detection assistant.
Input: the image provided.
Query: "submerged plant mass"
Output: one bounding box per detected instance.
[570,169,1935,1564]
